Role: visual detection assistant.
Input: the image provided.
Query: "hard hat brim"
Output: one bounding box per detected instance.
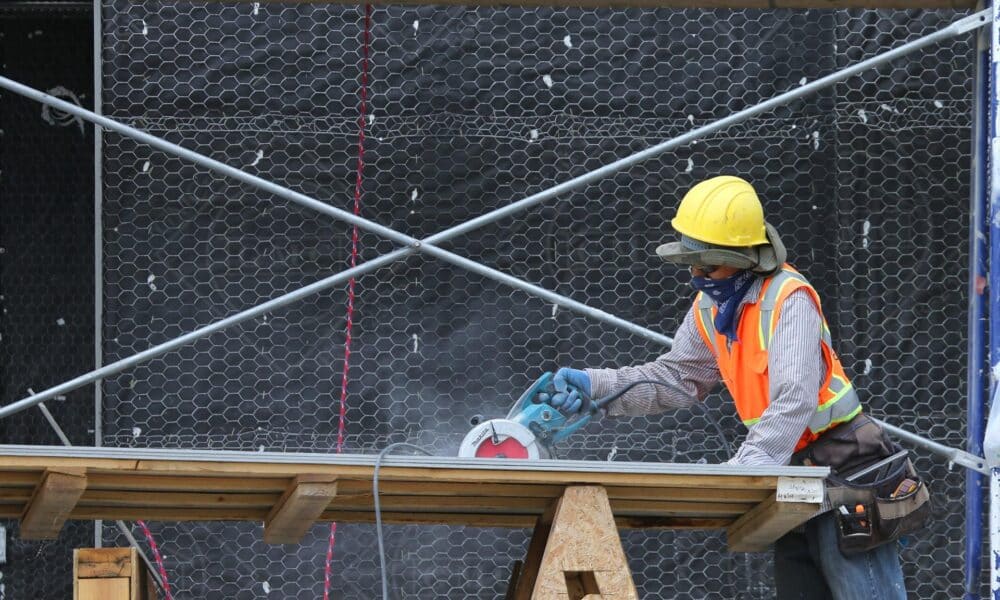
[655,242,757,269]
[656,223,787,275]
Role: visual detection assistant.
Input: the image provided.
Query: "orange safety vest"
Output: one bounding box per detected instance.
[691,264,863,452]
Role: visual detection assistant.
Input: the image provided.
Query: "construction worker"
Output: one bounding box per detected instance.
[548,176,906,600]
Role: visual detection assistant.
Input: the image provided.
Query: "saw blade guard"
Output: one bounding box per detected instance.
[458,419,548,459]
[459,372,595,458]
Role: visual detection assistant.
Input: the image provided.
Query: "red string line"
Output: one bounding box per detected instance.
[137,519,173,600]
[325,5,371,599]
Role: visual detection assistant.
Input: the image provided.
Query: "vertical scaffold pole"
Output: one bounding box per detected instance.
[968,4,990,597]
[986,2,1000,597]
[987,386,1000,598]
[92,0,104,550]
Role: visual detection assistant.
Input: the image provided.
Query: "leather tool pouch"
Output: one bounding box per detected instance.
[792,414,932,556]
[826,453,931,555]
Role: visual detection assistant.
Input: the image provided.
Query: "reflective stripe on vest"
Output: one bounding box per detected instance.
[694,266,863,439]
[697,293,718,356]
[808,374,863,435]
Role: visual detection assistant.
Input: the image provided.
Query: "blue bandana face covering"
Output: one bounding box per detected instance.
[690,271,756,342]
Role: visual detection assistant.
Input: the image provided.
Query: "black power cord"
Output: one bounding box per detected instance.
[586,378,732,454]
[374,442,433,600]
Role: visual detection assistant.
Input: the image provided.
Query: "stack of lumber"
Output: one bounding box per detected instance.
[0,445,827,550]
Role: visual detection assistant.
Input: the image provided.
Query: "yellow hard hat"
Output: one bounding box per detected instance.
[656,176,786,274]
[671,176,768,246]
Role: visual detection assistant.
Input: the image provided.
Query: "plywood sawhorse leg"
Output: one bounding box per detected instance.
[508,485,638,600]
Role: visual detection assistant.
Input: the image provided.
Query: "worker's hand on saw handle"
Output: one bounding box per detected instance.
[540,368,592,414]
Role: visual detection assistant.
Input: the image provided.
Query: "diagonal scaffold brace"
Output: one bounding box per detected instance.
[0,9,988,422]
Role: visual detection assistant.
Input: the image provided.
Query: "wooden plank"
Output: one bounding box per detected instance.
[76,548,133,578]
[86,473,288,493]
[72,506,269,522]
[82,474,770,503]
[0,450,824,546]
[66,504,731,529]
[74,547,150,600]
[264,476,339,544]
[606,485,769,503]
[78,490,280,509]
[129,547,142,600]
[15,488,753,518]
[341,481,769,503]
[0,488,32,503]
[319,494,751,516]
[78,578,131,600]
[0,471,42,488]
[70,489,749,517]
[129,460,783,490]
[614,516,732,530]
[21,469,87,539]
[0,454,818,491]
[726,493,820,552]
[1,457,137,471]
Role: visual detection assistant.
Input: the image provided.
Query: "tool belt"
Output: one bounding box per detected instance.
[792,413,932,556]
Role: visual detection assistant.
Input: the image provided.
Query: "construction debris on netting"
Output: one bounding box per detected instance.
[96,3,980,598]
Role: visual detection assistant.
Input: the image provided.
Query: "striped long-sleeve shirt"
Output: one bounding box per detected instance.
[586,276,827,467]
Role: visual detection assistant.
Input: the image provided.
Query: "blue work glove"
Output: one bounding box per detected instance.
[546,368,592,414]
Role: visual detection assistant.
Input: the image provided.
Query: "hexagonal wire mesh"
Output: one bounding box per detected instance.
[94,3,983,598]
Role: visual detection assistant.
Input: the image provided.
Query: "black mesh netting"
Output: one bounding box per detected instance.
[0,4,96,599]
[3,3,987,598]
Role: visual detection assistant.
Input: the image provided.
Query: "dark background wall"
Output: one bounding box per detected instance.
[0,2,988,598]
[0,2,95,598]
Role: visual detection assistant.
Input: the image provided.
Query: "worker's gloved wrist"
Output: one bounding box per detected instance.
[548,368,592,414]
[583,368,617,403]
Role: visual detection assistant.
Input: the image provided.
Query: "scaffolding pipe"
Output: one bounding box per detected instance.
[983,2,1000,600]
[874,418,989,476]
[964,7,990,596]
[987,3,1000,593]
[33,405,168,594]
[0,9,987,421]
[0,75,673,351]
[986,390,1000,597]
[93,0,105,548]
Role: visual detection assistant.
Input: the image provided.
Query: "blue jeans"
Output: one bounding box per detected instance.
[774,511,906,600]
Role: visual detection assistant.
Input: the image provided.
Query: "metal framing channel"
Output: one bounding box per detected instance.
[967,2,990,595]
[0,444,830,477]
[987,2,1000,596]
[0,8,989,421]
[91,0,103,549]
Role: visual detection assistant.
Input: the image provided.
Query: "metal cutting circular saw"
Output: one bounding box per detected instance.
[458,418,548,459]
[457,372,591,460]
